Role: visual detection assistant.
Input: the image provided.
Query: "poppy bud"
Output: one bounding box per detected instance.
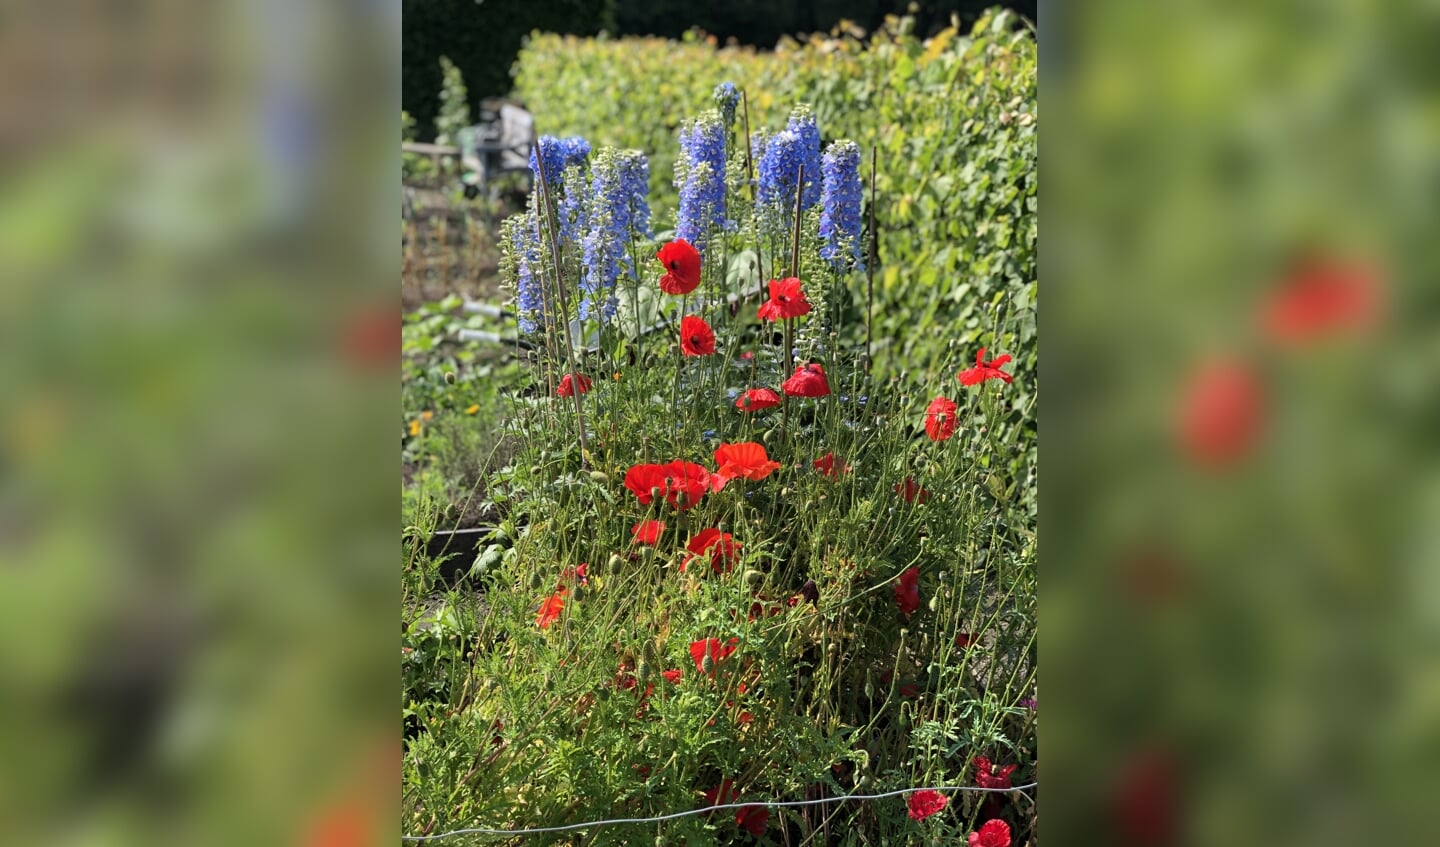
[762,428,777,444]
[589,471,609,483]
[444,371,456,384]
[674,490,690,508]
[743,569,764,587]
[641,640,657,666]
[636,660,651,686]
[572,585,586,602]
[928,595,941,613]
[701,654,715,675]
[528,571,543,590]
[650,486,663,501]
[864,674,875,699]
[530,465,544,476]
[608,553,625,573]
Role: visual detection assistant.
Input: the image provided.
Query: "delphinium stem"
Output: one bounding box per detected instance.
[532,140,589,465]
[866,146,877,376]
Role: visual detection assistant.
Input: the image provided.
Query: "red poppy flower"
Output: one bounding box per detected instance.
[1260,258,1381,345]
[955,632,973,649]
[713,442,781,485]
[757,277,812,321]
[631,520,665,545]
[1178,358,1263,469]
[924,396,959,441]
[736,387,782,412]
[702,778,739,807]
[894,477,930,504]
[973,756,1018,790]
[968,819,1011,847]
[536,588,566,629]
[894,566,921,616]
[782,363,830,397]
[739,350,755,361]
[690,637,739,676]
[661,669,683,684]
[736,805,769,836]
[623,461,712,510]
[813,452,852,477]
[907,789,948,821]
[557,562,589,589]
[958,348,1014,386]
[657,239,702,295]
[680,315,716,356]
[683,528,742,574]
[556,373,593,397]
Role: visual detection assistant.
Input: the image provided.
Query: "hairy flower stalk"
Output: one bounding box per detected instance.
[713,81,740,130]
[675,110,730,257]
[819,140,865,272]
[503,211,547,333]
[582,148,652,322]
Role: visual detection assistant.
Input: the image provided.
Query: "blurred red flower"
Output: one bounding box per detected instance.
[681,315,717,356]
[736,805,769,836]
[1178,358,1263,468]
[556,373,593,397]
[958,348,1014,386]
[906,789,948,821]
[895,566,921,616]
[714,441,781,484]
[782,363,830,397]
[657,239,702,295]
[968,819,1011,847]
[973,756,1018,789]
[1110,747,1176,847]
[631,520,665,545]
[757,277,812,321]
[894,477,930,504]
[813,452,852,478]
[703,778,739,807]
[1260,258,1381,345]
[925,396,959,441]
[736,387,782,412]
[536,588,566,629]
[661,669,683,684]
[683,528,742,574]
[690,637,739,676]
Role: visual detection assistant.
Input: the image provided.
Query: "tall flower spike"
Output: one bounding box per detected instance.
[819,140,865,271]
[503,211,546,334]
[582,148,651,321]
[713,82,740,129]
[675,111,730,256]
[758,107,822,215]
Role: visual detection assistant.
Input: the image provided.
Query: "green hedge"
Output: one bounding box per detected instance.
[513,10,1037,384]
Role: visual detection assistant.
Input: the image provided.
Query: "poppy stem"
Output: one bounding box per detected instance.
[740,89,763,287]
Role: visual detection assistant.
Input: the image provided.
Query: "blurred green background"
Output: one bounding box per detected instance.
[1048,1,1440,845]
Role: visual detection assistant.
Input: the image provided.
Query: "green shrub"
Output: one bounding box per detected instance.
[513,10,1037,386]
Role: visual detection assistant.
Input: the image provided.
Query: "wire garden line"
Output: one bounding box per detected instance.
[401,782,1038,841]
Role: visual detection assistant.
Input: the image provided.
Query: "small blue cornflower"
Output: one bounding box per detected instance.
[713,82,740,128]
[819,140,865,271]
[674,110,730,256]
[581,148,651,321]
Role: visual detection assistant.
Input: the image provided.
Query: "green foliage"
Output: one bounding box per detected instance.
[433,57,471,147]
[401,0,614,140]
[513,11,1037,387]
